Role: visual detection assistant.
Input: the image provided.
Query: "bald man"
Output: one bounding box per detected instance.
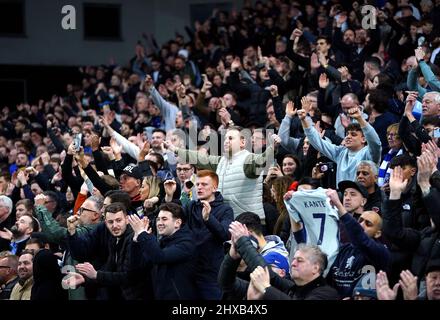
[326,190,390,298]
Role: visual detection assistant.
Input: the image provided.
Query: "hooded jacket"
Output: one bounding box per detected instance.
[185,191,233,283]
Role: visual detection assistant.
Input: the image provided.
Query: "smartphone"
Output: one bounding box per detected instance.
[434,128,440,138]
[74,133,82,152]
[185,180,194,189]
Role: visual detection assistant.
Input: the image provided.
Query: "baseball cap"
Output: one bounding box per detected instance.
[263,252,290,275]
[338,180,368,199]
[178,49,189,60]
[352,275,377,299]
[121,164,144,180]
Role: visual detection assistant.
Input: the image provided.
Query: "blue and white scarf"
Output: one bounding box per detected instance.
[378,148,404,187]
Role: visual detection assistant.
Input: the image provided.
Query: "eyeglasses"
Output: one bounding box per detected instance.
[387,133,399,138]
[0,266,11,269]
[78,207,98,215]
[176,168,192,172]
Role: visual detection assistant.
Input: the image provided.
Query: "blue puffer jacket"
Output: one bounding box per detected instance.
[185,192,234,283]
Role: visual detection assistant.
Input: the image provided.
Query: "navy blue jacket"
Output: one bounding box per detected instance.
[131,225,198,300]
[328,213,390,298]
[185,192,233,283]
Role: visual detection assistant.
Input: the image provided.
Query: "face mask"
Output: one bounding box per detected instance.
[109,94,115,99]
[82,98,89,106]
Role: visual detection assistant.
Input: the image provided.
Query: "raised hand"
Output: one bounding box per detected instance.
[290,28,303,41]
[404,91,418,117]
[389,166,408,198]
[175,82,186,100]
[271,134,281,147]
[399,270,418,300]
[414,47,426,62]
[34,194,47,207]
[376,271,399,300]
[138,141,151,161]
[101,146,115,160]
[201,75,213,93]
[90,134,100,152]
[249,266,270,298]
[218,107,232,126]
[231,57,242,72]
[301,96,313,114]
[326,189,343,209]
[127,214,150,239]
[417,151,434,191]
[319,73,329,89]
[310,53,320,69]
[285,101,297,117]
[75,262,98,280]
[109,138,122,155]
[67,215,80,236]
[339,66,349,82]
[201,200,212,221]
[347,106,363,121]
[422,140,440,160]
[163,180,177,197]
[269,85,278,97]
[62,271,85,290]
[229,221,250,242]
[144,75,154,90]
[297,109,307,121]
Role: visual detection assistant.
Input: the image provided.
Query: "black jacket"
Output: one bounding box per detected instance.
[31,249,68,301]
[365,184,383,213]
[264,276,339,300]
[227,70,272,127]
[383,187,440,281]
[130,225,197,300]
[228,236,339,300]
[67,223,153,300]
[185,192,233,283]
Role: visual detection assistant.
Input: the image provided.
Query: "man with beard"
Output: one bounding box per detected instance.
[10,250,33,300]
[0,215,39,255]
[65,202,153,300]
[0,251,18,299]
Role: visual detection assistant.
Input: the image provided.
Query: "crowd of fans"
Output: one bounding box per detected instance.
[1,0,440,301]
